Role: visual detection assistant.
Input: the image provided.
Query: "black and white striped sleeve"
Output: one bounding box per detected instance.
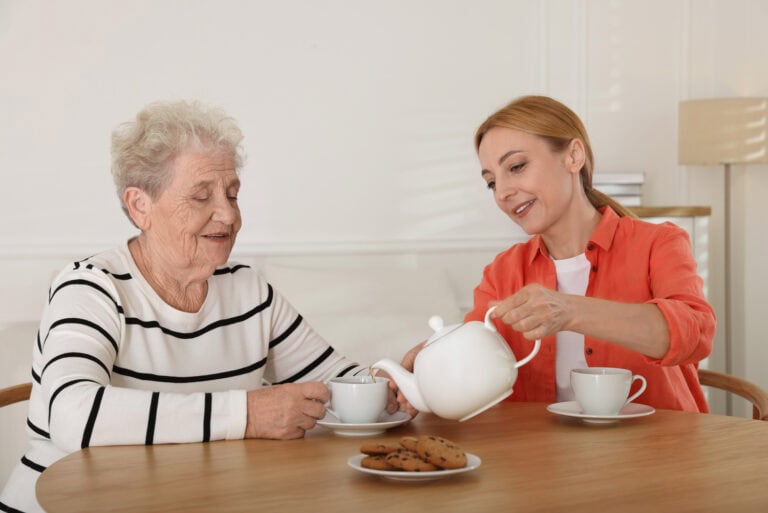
[40,268,246,453]
[262,284,367,385]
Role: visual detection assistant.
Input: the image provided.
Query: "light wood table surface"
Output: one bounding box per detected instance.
[37,402,768,513]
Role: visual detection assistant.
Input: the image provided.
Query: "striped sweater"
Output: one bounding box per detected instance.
[0,241,364,512]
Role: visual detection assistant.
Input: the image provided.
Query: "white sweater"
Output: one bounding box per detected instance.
[0,241,364,512]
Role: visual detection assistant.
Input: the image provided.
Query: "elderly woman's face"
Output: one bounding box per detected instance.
[146,150,241,276]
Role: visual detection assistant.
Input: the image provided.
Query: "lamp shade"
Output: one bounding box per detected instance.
[678,98,768,165]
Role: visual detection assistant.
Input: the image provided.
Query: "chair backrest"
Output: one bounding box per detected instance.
[0,383,32,408]
[698,369,768,421]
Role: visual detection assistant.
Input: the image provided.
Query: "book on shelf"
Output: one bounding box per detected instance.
[593,183,642,196]
[593,172,644,185]
[611,195,642,207]
[592,172,644,207]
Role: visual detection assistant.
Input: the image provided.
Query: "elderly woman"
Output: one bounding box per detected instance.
[1,101,381,512]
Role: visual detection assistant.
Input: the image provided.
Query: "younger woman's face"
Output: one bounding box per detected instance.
[478,126,579,236]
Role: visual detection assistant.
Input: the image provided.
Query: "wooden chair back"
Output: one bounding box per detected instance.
[0,382,32,408]
[698,369,768,421]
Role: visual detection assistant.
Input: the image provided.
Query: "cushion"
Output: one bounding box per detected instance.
[0,322,38,488]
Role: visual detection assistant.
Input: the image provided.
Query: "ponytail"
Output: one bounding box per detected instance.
[585,187,637,219]
[476,96,637,219]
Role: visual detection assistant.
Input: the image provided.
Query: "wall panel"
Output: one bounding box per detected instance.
[1,1,767,418]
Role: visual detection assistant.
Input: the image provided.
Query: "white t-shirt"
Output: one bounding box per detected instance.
[553,253,591,402]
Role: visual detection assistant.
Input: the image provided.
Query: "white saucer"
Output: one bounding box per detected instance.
[316,411,411,436]
[546,401,656,424]
[348,453,482,482]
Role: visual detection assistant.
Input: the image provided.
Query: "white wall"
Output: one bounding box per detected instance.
[1,1,766,411]
[1,0,532,251]
[685,0,768,416]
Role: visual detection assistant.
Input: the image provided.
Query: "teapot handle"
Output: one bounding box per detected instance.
[515,338,541,368]
[485,305,541,369]
[483,305,499,331]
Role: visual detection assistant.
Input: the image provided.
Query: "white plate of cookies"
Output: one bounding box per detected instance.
[348,435,481,482]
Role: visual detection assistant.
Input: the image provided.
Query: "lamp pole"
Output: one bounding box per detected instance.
[723,162,732,416]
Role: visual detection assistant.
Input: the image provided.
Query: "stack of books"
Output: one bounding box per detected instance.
[592,172,644,207]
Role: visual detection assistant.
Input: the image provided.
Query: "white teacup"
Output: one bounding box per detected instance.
[571,367,647,416]
[327,376,389,424]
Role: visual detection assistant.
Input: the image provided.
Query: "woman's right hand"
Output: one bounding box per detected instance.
[244,382,330,440]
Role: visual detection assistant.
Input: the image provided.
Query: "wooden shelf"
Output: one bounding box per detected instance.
[629,206,711,218]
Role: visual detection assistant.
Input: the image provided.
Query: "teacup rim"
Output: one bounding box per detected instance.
[571,367,631,376]
[328,376,390,385]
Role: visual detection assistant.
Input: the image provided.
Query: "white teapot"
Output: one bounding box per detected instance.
[372,306,540,421]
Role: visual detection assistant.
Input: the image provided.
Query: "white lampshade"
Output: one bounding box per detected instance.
[679,98,768,165]
[678,97,768,415]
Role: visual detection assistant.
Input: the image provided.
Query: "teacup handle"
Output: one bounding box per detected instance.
[625,375,647,405]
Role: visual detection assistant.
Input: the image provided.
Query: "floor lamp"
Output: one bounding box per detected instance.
[678,98,768,415]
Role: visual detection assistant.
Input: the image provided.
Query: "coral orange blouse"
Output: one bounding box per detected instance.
[465,206,716,412]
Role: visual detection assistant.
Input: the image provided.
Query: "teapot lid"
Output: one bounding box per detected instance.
[425,316,462,346]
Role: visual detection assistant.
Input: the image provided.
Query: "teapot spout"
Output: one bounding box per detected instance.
[372,358,431,414]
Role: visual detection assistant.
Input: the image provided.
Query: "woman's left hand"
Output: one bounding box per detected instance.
[489,283,572,340]
[385,384,399,414]
[374,369,418,418]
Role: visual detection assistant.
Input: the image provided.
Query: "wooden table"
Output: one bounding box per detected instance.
[36,402,768,513]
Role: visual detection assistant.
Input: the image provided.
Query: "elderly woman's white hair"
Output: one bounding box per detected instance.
[111,100,245,224]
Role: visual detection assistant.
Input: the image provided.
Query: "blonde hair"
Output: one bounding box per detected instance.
[475,95,635,218]
[111,100,245,223]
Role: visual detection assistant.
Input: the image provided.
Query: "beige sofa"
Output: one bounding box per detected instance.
[0,322,37,487]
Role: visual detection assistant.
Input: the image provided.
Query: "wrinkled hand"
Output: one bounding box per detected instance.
[401,341,424,373]
[368,369,404,415]
[390,341,427,418]
[490,283,572,340]
[368,370,401,415]
[245,382,329,440]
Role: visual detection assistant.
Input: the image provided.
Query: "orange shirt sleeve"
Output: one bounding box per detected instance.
[643,224,716,367]
[465,263,500,323]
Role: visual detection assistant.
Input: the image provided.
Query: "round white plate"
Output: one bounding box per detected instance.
[546,401,656,424]
[347,453,482,482]
[316,411,411,436]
